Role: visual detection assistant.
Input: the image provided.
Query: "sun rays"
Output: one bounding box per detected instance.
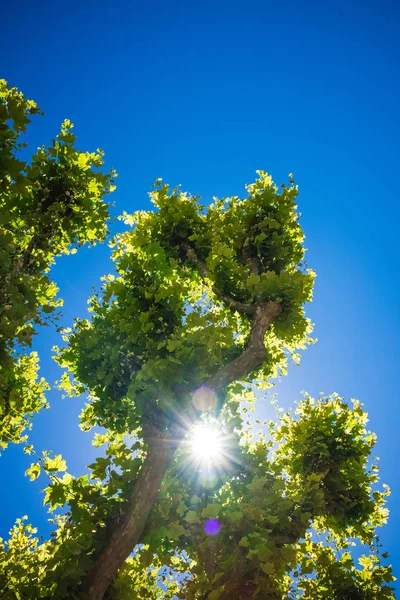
[189,422,225,465]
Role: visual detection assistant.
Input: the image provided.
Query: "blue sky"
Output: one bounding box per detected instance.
[1,0,399,586]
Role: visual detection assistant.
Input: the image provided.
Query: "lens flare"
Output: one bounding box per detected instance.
[204,518,221,536]
[181,418,237,484]
[192,385,217,411]
[190,423,224,464]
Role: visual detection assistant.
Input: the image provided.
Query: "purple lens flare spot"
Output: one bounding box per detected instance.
[204,519,221,536]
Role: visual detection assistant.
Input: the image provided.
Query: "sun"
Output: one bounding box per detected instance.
[189,423,224,464]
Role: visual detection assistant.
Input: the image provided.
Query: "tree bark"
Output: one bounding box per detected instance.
[82,432,181,600]
[206,302,281,391]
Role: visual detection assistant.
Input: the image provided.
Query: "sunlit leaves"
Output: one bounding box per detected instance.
[25,462,41,481]
[201,503,221,519]
[0,352,49,449]
[295,533,396,599]
[274,393,384,533]
[55,172,314,437]
[0,149,395,599]
[139,394,395,599]
[45,454,67,473]
[0,80,116,446]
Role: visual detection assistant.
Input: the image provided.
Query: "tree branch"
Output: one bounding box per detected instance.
[242,244,260,276]
[206,301,281,391]
[182,243,256,315]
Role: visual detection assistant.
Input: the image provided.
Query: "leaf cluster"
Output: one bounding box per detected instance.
[55,173,314,436]
[0,105,394,600]
[0,80,116,446]
[126,395,395,600]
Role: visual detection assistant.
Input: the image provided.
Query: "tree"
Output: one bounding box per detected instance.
[0,80,116,447]
[0,84,395,599]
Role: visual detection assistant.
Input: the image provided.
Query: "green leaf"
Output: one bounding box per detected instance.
[201,504,221,519]
[167,523,186,540]
[257,546,273,562]
[185,510,201,525]
[25,462,41,481]
[43,481,68,511]
[177,500,187,517]
[260,562,275,575]
[88,456,110,480]
[45,454,67,472]
[190,495,201,505]
[280,546,296,564]
[226,510,243,524]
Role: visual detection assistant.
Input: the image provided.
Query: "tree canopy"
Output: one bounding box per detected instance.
[0,79,116,447]
[0,82,395,600]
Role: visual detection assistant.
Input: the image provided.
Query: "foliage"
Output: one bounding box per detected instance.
[133,395,394,599]
[0,397,395,598]
[0,119,395,599]
[55,174,314,434]
[0,80,116,446]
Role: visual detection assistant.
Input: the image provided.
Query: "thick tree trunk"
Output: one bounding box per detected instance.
[82,432,181,600]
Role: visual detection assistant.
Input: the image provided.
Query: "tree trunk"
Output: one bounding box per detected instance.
[82,432,180,600]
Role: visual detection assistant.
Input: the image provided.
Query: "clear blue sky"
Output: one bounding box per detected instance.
[1,0,399,586]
